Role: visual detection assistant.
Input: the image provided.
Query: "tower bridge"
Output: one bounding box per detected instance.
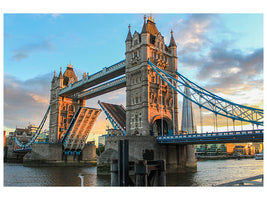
[12,15,263,172]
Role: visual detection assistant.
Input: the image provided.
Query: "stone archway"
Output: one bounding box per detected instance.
[150,115,173,136]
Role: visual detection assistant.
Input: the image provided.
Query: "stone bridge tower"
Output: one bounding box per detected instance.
[49,63,85,143]
[125,15,178,136]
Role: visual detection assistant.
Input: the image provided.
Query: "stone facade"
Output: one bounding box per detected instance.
[125,16,178,136]
[23,143,97,166]
[49,63,85,143]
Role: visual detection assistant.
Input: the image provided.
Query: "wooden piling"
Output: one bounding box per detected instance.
[135,160,148,186]
[111,159,118,186]
[118,140,129,186]
[156,160,166,186]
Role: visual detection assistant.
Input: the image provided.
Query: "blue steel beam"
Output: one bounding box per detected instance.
[59,60,126,97]
[14,106,50,149]
[98,101,126,135]
[76,76,126,100]
[157,129,263,144]
[148,60,263,126]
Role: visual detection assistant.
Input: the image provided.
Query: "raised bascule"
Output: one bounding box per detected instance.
[12,15,263,172]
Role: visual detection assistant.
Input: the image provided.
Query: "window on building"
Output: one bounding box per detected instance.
[136,96,138,104]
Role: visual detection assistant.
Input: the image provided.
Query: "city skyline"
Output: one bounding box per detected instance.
[3,13,263,137]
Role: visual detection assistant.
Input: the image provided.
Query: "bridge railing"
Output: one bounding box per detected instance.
[59,60,125,95]
[157,129,264,143]
[77,76,126,99]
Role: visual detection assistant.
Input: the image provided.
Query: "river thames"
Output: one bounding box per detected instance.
[4,159,263,186]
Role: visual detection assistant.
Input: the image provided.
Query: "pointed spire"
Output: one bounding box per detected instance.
[52,70,57,82]
[67,61,73,68]
[148,13,154,22]
[169,30,177,47]
[141,15,148,33]
[126,24,132,42]
[181,86,196,134]
[59,66,63,79]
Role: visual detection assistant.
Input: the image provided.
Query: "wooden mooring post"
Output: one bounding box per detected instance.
[135,160,148,186]
[111,159,118,186]
[110,139,166,186]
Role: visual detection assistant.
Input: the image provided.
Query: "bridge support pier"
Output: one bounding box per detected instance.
[164,144,196,173]
[98,136,197,174]
[23,143,97,166]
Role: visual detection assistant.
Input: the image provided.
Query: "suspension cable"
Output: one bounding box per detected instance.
[215,113,218,132]
[172,79,175,135]
[161,78,163,136]
[227,117,229,132]
[199,106,203,133]
[147,60,263,126]
[199,94,203,133]
[233,119,235,131]
[213,113,216,132]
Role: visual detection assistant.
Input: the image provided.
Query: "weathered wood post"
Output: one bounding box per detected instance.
[111,159,118,186]
[118,140,129,186]
[135,160,148,186]
[156,160,166,186]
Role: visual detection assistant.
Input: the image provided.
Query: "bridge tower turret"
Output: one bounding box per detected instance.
[125,15,179,136]
[49,63,85,143]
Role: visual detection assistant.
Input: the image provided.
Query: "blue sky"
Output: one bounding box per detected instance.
[3,13,264,135]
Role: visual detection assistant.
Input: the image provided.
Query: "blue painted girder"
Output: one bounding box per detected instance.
[157,129,263,144]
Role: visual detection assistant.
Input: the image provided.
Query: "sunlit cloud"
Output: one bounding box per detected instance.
[170,14,263,109]
[28,93,50,104]
[11,40,56,62]
[4,73,51,129]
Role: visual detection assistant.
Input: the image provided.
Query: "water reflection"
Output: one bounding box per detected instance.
[4,159,263,186]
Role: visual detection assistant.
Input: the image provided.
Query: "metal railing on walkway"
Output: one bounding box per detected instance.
[215,175,263,186]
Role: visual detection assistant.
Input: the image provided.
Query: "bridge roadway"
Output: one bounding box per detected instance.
[59,60,125,97]
[77,76,126,100]
[157,129,263,144]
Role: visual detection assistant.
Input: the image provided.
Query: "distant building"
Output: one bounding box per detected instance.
[226,143,261,155]
[28,124,38,134]
[195,144,227,156]
[98,135,107,147]
[36,129,49,143]
[7,124,38,147]
[233,145,246,155]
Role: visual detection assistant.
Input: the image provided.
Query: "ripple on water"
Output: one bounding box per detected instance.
[4,159,263,186]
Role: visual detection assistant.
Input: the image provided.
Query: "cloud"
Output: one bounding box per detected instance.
[4,73,52,129]
[11,40,56,62]
[198,47,263,97]
[173,14,219,55]
[171,14,263,107]
[51,14,61,18]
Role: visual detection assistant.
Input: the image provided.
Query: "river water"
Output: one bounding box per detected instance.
[4,159,263,186]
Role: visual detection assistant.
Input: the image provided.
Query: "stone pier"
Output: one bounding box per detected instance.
[23,143,97,167]
[97,136,197,174]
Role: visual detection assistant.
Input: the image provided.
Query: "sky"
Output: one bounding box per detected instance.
[0,1,265,198]
[3,12,264,141]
